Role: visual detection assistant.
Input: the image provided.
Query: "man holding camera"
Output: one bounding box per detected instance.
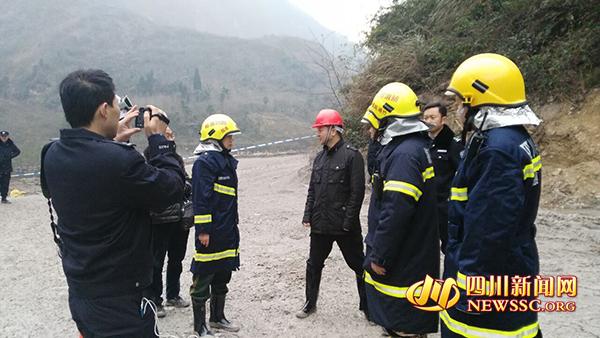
[42,69,185,337]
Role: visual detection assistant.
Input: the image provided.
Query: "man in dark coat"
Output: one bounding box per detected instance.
[42,69,185,337]
[422,102,463,254]
[297,109,367,319]
[0,130,21,203]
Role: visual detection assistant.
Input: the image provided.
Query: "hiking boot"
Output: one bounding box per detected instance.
[166,296,190,308]
[156,304,166,318]
[295,300,316,319]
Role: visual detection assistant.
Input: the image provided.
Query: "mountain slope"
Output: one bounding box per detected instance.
[0,0,336,166]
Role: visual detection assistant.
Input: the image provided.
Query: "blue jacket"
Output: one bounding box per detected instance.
[190,150,240,275]
[442,126,541,337]
[364,132,439,333]
[43,128,185,298]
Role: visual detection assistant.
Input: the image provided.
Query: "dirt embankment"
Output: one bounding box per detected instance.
[536,88,600,208]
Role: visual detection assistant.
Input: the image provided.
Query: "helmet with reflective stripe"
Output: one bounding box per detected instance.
[312,109,344,128]
[361,82,420,129]
[446,53,527,108]
[199,114,241,141]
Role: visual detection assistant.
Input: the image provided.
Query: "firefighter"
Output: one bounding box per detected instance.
[297,109,367,319]
[190,114,241,337]
[362,82,439,337]
[441,53,543,337]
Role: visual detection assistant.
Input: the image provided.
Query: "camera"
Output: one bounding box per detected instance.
[136,107,150,128]
[117,95,133,120]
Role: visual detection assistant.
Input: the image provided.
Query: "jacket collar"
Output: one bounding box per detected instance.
[324,138,345,153]
[59,128,109,140]
[432,125,455,148]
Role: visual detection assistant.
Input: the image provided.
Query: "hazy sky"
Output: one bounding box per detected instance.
[289,0,395,42]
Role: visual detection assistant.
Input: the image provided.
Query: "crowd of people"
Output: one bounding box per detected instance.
[35,52,543,337]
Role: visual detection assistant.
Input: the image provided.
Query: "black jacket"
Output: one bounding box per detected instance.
[144,142,192,225]
[303,138,365,235]
[0,139,21,173]
[430,125,462,205]
[42,128,185,298]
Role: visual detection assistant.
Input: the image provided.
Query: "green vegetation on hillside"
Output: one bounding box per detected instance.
[0,0,335,168]
[344,0,599,145]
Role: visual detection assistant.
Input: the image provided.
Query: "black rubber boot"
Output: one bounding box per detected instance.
[209,294,240,332]
[192,300,213,337]
[356,275,370,320]
[296,263,321,318]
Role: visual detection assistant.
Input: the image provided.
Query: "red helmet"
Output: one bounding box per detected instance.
[312,109,344,128]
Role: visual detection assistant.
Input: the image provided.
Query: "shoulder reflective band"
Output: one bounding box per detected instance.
[194,248,239,262]
[214,183,236,196]
[194,214,212,224]
[441,310,539,338]
[523,155,542,180]
[450,187,468,201]
[422,166,435,182]
[364,271,419,298]
[383,180,422,201]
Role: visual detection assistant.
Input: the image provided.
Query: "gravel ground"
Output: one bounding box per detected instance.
[0,153,598,337]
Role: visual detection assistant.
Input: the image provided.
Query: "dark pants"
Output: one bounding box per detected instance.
[0,172,10,199]
[69,291,157,338]
[306,232,367,311]
[150,222,189,305]
[438,204,449,254]
[190,270,232,303]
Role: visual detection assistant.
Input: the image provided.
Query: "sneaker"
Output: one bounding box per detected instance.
[295,302,316,319]
[166,296,190,308]
[156,304,167,318]
[1,199,9,204]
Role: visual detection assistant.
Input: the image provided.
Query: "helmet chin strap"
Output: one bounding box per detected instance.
[324,126,332,148]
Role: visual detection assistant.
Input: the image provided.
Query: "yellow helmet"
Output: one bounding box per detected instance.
[447,53,526,108]
[361,82,421,129]
[199,114,241,142]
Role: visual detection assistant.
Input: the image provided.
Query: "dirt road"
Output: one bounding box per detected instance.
[1,153,599,337]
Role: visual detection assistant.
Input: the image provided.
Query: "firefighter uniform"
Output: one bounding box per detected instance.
[361,82,440,335]
[365,133,440,333]
[190,150,240,277]
[441,126,542,337]
[190,113,241,336]
[441,53,542,337]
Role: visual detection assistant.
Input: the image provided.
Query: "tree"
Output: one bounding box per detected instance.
[193,68,203,91]
[219,86,230,111]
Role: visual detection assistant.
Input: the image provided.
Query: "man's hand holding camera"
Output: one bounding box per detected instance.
[113,104,170,142]
[143,105,170,137]
[115,105,141,142]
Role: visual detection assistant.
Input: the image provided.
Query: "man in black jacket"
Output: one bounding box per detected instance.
[144,126,192,318]
[42,69,185,337]
[297,109,367,319]
[422,102,463,254]
[0,130,20,203]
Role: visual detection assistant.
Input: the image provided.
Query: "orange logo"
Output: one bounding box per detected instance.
[406,275,460,311]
